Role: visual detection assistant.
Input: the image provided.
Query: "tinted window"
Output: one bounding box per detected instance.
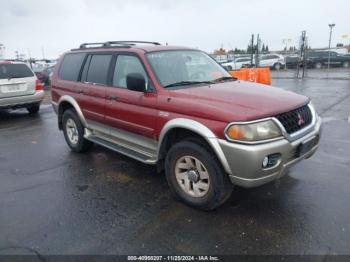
[309,52,323,58]
[86,55,112,85]
[0,64,34,79]
[59,53,85,81]
[80,55,92,82]
[113,55,147,88]
[236,58,250,62]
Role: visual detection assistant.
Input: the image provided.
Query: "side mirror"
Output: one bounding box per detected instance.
[126,73,146,92]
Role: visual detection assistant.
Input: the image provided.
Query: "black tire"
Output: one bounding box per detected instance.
[273,63,281,70]
[62,109,92,153]
[165,140,233,210]
[27,104,40,114]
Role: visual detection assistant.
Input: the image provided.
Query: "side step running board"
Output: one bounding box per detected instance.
[86,135,157,165]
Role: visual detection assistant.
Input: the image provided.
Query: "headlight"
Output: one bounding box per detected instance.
[225,120,282,142]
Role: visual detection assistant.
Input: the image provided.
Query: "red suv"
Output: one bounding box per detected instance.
[51,41,322,210]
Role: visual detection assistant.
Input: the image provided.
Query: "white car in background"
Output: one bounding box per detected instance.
[0,61,44,114]
[221,57,253,70]
[259,54,285,70]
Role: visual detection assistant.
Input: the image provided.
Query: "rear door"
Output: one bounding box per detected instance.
[78,53,112,125]
[0,63,36,99]
[259,55,274,67]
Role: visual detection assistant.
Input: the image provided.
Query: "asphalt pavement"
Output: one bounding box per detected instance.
[0,77,350,257]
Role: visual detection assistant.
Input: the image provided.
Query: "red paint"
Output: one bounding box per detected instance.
[52,46,309,140]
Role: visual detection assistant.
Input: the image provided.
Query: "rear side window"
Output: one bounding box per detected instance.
[59,53,85,81]
[86,55,112,85]
[0,64,34,79]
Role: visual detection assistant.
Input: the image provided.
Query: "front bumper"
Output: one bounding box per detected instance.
[217,114,322,188]
[0,91,45,109]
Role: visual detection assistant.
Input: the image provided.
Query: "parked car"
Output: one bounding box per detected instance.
[34,65,55,86]
[0,61,44,113]
[259,54,285,70]
[307,51,350,69]
[285,54,300,68]
[221,57,252,70]
[51,41,322,210]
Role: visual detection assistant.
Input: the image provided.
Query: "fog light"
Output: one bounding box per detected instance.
[262,157,269,168]
[262,153,281,168]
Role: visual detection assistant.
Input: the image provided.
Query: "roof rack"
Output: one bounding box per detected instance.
[75,41,161,50]
[106,41,161,46]
[79,42,105,49]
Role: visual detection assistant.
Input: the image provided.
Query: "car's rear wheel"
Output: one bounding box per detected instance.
[27,104,40,114]
[165,140,233,210]
[343,61,349,68]
[62,109,92,152]
[273,63,281,70]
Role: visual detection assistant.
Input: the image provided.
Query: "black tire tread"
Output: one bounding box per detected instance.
[62,109,92,153]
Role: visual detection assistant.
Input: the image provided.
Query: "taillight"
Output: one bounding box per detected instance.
[35,79,44,91]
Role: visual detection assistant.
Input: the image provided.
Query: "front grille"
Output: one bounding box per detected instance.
[276,104,312,134]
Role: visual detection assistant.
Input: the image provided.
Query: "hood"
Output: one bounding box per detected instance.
[166,81,309,122]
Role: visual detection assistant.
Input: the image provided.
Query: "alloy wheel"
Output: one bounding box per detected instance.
[66,118,79,145]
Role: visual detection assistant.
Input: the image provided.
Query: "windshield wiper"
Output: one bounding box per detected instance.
[164,81,214,88]
[7,74,21,80]
[213,76,236,82]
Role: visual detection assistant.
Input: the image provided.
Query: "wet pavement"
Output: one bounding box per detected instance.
[271,68,350,80]
[0,78,350,256]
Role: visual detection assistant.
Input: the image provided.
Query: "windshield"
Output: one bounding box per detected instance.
[146,50,232,88]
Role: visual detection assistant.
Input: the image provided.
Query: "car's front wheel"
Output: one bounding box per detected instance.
[62,109,92,152]
[165,140,233,210]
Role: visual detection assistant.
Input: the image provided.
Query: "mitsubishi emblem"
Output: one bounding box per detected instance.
[297,113,305,126]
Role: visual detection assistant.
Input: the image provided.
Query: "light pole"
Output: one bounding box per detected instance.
[328,23,336,74]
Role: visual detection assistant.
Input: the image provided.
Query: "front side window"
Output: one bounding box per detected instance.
[236,58,250,62]
[146,50,232,88]
[86,54,112,85]
[112,55,148,89]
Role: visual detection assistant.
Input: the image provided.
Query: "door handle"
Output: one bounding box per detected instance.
[108,95,118,101]
[77,89,84,94]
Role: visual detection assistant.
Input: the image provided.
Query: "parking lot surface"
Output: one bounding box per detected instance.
[0,78,350,256]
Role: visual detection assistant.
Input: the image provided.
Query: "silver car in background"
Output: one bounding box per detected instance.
[0,61,44,114]
[259,54,286,70]
[221,57,253,70]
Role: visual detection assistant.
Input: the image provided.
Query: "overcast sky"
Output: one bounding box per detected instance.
[0,0,349,59]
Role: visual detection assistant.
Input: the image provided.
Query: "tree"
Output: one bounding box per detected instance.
[247,44,252,53]
[265,45,269,52]
[262,44,266,52]
[213,48,226,55]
